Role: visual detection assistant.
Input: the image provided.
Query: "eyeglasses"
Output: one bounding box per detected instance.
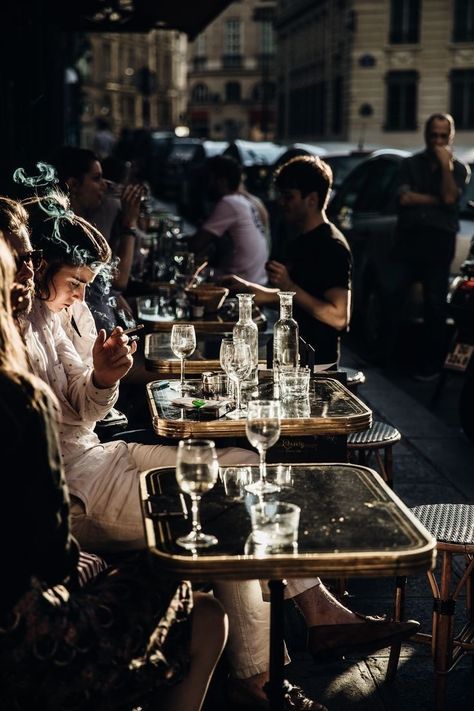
[15,249,43,271]
[429,132,449,139]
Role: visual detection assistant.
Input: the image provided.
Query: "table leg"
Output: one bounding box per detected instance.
[267,578,286,711]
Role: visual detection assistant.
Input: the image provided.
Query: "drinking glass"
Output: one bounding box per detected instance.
[170,324,196,391]
[175,439,219,549]
[245,399,281,494]
[221,340,252,419]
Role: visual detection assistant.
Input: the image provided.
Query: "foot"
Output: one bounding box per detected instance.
[308,613,420,661]
[228,677,327,710]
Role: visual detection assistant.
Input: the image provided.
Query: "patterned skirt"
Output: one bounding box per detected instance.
[0,552,192,711]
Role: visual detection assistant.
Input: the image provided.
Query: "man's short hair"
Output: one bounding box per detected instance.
[207,155,242,192]
[274,155,333,209]
[424,113,455,142]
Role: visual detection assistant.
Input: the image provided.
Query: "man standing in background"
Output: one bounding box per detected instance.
[387,113,469,379]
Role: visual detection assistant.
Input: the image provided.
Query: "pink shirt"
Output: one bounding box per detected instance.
[203,193,268,284]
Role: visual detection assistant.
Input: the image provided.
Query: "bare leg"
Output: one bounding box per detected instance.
[292,583,364,626]
[161,593,228,711]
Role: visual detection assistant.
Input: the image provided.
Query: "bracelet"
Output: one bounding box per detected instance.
[122,227,137,237]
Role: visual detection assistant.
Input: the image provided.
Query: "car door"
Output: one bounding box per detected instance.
[329,155,402,299]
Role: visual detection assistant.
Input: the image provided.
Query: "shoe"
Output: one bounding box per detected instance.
[228,677,327,710]
[308,613,420,661]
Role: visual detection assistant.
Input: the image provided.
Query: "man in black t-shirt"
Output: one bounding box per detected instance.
[224,155,352,369]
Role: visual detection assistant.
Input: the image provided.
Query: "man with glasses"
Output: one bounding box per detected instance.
[387,113,470,379]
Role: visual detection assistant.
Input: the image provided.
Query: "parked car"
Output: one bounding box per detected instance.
[223,140,287,200]
[327,149,474,360]
[158,138,208,198]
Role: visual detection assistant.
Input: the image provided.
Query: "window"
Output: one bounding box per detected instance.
[289,83,326,137]
[385,71,418,130]
[195,33,206,57]
[451,69,474,129]
[225,81,241,102]
[453,0,474,41]
[102,42,112,77]
[260,20,275,54]
[191,83,210,103]
[224,18,241,55]
[389,0,420,44]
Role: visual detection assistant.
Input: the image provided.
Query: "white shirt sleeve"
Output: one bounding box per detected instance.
[202,197,237,237]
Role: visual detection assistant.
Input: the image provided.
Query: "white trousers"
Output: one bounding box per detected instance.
[69,441,320,678]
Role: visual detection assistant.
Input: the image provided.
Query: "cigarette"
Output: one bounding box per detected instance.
[122,324,145,336]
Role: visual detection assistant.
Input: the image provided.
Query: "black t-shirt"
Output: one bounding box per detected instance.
[285,222,352,365]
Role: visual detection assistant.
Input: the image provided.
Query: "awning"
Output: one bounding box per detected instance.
[44,0,234,40]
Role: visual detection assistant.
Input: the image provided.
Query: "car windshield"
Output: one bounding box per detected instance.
[324,154,370,186]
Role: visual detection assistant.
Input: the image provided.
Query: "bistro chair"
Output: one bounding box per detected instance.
[386,503,474,711]
[347,420,401,489]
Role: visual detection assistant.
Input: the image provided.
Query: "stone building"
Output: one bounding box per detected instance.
[186,0,277,140]
[276,0,474,150]
[80,30,188,147]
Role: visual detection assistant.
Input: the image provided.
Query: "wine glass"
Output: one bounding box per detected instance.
[245,399,281,495]
[219,336,234,399]
[170,324,196,392]
[221,340,252,419]
[175,439,219,549]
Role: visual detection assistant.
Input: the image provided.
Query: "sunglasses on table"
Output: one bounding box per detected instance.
[15,249,43,271]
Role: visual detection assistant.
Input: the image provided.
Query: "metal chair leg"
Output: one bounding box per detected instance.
[386,575,407,681]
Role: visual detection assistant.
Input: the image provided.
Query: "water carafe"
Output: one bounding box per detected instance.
[273,291,299,381]
[233,293,259,387]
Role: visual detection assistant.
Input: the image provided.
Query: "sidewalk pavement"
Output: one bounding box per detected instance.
[282,348,474,711]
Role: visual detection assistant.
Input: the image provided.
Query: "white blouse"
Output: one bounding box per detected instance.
[23,299,133,512]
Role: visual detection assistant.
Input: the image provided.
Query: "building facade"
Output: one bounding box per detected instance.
[276,0,474,151]
[80,30,188,147]
[186,0,277,140]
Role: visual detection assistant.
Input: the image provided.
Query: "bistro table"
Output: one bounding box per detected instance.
[135,301,267,334]
[144,331,269,377]
[145,375,372,462]
[140,462,436,711]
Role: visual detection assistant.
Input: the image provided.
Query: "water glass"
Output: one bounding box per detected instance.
[221,466,251,500]
[250,501,301,550]
[279,367,311,400]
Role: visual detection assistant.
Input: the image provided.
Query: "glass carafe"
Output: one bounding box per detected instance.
[273,291,299,381]
[233,293,259,387]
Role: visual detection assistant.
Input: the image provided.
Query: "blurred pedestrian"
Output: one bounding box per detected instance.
[92,117,116,160]
[386,113,470,379]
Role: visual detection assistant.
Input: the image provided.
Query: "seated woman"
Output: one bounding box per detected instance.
[0,232,228,711]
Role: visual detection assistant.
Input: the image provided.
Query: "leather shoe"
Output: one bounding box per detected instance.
[308,613,420,662]
[228,677,327,710]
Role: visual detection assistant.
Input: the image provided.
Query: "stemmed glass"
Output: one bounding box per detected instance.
[245,399,281,495]
[170,324,196,392]
[175,439,219,549]
[221,340,252,419]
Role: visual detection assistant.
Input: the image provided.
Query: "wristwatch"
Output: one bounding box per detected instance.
[122,226,137,237]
